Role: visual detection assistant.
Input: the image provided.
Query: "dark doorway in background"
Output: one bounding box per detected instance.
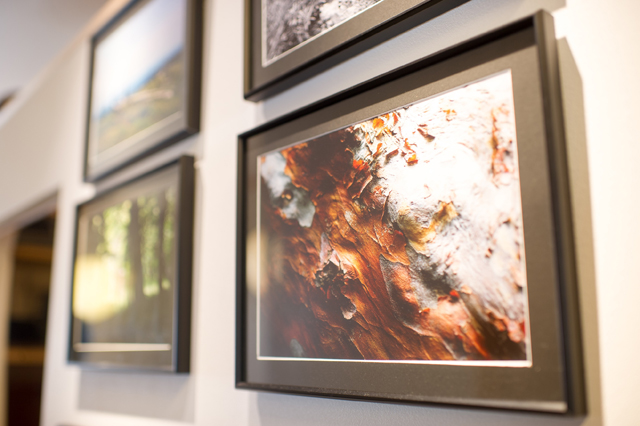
[7,214,55,426]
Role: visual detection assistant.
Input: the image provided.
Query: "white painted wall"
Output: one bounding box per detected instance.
[0,0,108,99]
[0,0,638,425]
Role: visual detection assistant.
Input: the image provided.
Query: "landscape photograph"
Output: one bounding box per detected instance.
[73,177,178,347]
[257,71,531,363]
[263,0,383,64]
[89,0,186,161]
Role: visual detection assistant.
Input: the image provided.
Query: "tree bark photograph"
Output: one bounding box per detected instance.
[257,71,530,363]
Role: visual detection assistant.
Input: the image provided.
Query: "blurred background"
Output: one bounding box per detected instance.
[0,3,105,424]
[0,0,108,111]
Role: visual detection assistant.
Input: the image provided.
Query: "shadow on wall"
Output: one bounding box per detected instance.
[247,25,604,426]
[78,371,195,422]
[0,91,15,111]
[556,37,603,426]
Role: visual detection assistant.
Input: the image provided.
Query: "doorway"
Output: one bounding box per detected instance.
[6,213,55,426]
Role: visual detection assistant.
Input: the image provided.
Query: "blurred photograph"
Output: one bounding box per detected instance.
[88,0,187,172]
[73,168,178,351]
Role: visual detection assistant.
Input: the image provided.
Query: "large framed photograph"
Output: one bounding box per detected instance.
[244,0,471,101]
[84,0,203,182]
[69,156,194,372]
[237,12,585,413]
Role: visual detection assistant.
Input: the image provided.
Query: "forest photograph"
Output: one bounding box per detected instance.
[257,71,531,363]
[72,176,178,347]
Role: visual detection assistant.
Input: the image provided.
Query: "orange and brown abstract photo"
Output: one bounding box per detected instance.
[256,71,531,363]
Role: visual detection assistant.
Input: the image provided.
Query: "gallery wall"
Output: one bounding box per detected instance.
[0,0,637,425]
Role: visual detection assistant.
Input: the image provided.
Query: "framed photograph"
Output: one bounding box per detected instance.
[244,0,471,101]
[237,12,585,413]
[84,0,203,182]
[69,156,194,372]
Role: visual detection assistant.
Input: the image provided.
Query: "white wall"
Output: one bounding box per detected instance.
[0,0,108,99]
[0,0,638,425]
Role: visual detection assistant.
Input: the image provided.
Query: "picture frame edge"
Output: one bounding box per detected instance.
[532,10,586,416]
[236,134,249,385]
[174,155,196,373]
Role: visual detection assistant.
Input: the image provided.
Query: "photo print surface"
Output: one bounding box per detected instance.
[263,0,384,65]
[73,168,178,353]
[257,71,531,364]
[88,0,187,171]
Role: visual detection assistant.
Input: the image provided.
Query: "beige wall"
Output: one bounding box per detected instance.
[0,0,638,425]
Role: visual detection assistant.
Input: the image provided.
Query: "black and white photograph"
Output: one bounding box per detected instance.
[263,0,383,64]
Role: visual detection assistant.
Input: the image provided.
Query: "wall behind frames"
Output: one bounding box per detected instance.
[0,0,638,425]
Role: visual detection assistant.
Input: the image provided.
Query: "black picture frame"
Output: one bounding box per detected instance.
[84,0,203,182]
[236,11,585,413]
[244,0,471,101]
[69,156,195,372]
